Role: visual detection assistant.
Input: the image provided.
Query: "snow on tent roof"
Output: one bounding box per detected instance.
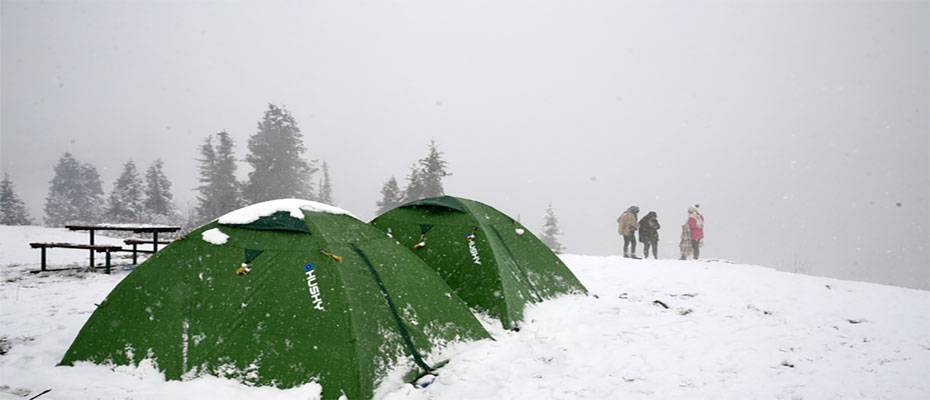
[218,199,356,225]
[201,227,229,245]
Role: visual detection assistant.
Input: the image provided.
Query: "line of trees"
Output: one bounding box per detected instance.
[39,154,177,226]
[371,141,566,251]
[194,104,333,224]
[0,102,565,251]
[375,140,450,214]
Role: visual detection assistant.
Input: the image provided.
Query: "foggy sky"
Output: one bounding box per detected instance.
[2,1,928,289]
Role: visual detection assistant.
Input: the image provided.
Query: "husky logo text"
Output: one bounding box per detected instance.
[303,263,325,311]
[467,240,482,265]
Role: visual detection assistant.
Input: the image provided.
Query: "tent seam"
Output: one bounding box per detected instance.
[351,244,432,373]
[302,214,366,397]
[460,200,518,329]
[489,225,544,303]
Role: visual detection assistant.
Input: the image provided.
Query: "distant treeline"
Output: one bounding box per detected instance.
[0,103,566,250]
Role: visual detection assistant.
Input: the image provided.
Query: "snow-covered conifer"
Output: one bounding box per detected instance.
[196,132,243,222]
[417,140,450,199]
[541,203,566,253]
[106,161,145,223]
[44,153,104,226]
[0,173,32,225]
[143,159,174,217]
[317,161,334,205]
[376,176,403,214]
[402,163,426,202]
[242,104,316,203]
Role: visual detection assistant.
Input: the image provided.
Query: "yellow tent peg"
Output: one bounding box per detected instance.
[320,249,343,263]
[236,263,251,275]
[413,233,428,249]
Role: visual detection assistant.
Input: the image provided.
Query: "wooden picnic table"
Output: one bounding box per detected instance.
[65,224,181,268]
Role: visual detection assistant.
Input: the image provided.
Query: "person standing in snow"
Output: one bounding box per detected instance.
[617,206,640,258]
[687,205,704,259]
[679,223,693,260]
[638,211,660,259]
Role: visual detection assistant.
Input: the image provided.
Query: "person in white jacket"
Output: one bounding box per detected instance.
[616,205,640,258]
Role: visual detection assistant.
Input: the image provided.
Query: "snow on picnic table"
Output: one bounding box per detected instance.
[1,226,928,399]
[66,223,181,229]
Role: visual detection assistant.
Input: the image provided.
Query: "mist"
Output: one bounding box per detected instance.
[2,0,927,289]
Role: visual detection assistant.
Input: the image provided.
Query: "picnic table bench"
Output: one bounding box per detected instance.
[29,243,124,274]
[123,238,174,264]
[27,224,181,275]
[65,224,180,269]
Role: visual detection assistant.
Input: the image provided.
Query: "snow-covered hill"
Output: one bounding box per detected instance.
[1,226,928,399]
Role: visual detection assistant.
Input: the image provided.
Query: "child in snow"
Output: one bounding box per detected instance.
[638,211,660,259]
[679,224,692,260]
[617,206,640,258]
[687,205,704,259]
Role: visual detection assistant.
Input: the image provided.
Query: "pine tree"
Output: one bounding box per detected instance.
[44,153,104,226]
[402,162,426,202]
[376,176,403,214]
[76,162,105,223]
[196,132,242,222]
[0,173,32,225]
[195,135,218,220]
[44,153,81,226]
[213,132,242,212]
[106,161,145,223]
[143,159,174,217]
[317,161,334,204]
[540,203,565,253]
[418,140,450,198]
[242,104,316,203]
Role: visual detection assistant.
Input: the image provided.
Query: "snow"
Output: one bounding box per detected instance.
[217,198,356,224]
[77,223,180,229]
[2,226,929,399]
[386,256,930,399]
[201,228,229,245]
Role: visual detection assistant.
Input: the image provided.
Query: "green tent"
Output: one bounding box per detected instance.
[60,199,490,399]
[370,196,587,330]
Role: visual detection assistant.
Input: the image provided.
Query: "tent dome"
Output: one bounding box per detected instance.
[60,199,489,399]
[371,196,587,330]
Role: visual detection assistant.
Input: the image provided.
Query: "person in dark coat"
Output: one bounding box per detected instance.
[638,211,660,259]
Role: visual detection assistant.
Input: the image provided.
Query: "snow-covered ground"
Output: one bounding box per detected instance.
[1,226,928,399]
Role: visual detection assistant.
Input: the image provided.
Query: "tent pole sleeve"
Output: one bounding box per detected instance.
[490,226,544,302]
[351,245,432,373]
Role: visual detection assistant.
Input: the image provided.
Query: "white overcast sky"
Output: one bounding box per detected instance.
[1,0,928,289]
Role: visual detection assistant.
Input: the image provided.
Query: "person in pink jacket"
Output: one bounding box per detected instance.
[687,205,704,259]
